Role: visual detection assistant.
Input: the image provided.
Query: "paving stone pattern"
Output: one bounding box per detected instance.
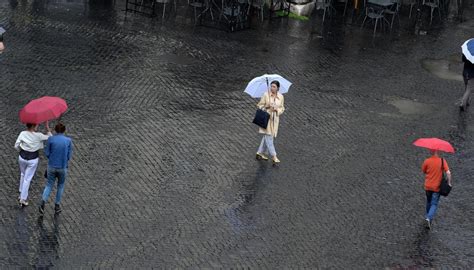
[0,0,473,268]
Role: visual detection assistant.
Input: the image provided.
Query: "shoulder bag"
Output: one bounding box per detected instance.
[253,108,270,129]
[439,158,452,197]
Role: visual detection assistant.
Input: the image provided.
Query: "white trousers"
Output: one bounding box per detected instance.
[18,156,39,201]
[257,134,277,157]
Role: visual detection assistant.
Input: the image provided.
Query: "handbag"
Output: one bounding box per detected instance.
[253,108,270,129]
[439,158,452,197]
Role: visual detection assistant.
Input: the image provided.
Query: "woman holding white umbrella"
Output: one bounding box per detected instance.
[256,80,285,163]
[460,38,474,110]
[245,74,291,164]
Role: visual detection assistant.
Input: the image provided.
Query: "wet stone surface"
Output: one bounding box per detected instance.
[1,0,474,268]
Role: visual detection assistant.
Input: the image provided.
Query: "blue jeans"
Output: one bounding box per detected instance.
[257,135,276,157]
[425,191,440,221]
[42,167,68,205]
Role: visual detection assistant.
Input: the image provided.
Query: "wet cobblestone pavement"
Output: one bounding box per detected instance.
[1,0,474,268]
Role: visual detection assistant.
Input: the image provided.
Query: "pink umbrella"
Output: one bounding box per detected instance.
[19,96,68,124]
[413,138,455,153]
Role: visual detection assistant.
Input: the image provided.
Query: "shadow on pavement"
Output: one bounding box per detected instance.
[225,162,269,234]
[34,215,61,268]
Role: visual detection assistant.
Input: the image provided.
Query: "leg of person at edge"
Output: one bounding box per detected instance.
[0,33,4,53]
[460,54,474,110]
[421,150,453,229]
[255,81,285,164]
[39,123,73,215]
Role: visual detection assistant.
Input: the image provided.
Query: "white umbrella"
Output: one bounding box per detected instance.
[244,74,292,98]
[462,38,474,64]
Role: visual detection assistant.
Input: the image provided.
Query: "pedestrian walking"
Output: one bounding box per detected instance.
[421,150,452,229]
[14,122,52,207]
[0,26,5,53]
[460,38,474,110]
[460,54,474,110]
[256,80,285,164]
[39,123,72,215]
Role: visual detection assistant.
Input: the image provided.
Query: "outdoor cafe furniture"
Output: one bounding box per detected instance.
[422,0,441,25]
[361,0,394,36]
[197,0,251,31]
[125,0,156,17]
[383,0,400,28]
[155,0,177,19]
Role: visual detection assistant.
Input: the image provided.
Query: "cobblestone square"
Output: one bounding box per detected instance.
[1,0,473,268]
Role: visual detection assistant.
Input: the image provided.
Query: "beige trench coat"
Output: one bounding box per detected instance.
[257,92,285,137]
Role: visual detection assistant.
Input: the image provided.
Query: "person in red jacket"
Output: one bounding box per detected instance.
[422,150,452,229]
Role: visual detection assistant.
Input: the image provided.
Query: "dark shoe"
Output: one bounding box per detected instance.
[38,201,45,215]
[54,204,61,214]
[425,218,431,230]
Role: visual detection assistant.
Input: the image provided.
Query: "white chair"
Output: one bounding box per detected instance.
[189,0,206,24]
[320,0,336,23]
[408,0,416,18]
[384,0,400,29]
[361,6,385,37]
[155,0,177,19]
[423,0,441,25]
[250,0,266,21]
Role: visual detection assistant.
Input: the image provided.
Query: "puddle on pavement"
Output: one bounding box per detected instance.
[156,54,195,65]
[387,98,433,115]
[378,112,401,118]
[421,55,464,82]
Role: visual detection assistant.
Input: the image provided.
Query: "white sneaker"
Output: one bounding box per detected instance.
[19,200,29,207]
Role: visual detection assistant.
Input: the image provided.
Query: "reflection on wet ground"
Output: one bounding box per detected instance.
[388,98,434,115]
[35,215,61,268]
[421,55,464,82]
[6,210,61,268]
[410,228,435,268]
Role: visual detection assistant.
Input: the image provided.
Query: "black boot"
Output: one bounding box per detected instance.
[38,201,45,215]
[54,204,61,214]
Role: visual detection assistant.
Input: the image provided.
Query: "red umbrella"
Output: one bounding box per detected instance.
[19,96,68,124]
[413,138,455,153]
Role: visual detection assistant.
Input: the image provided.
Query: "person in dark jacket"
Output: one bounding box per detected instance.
[463,55,474,83]
[460,55,474,110]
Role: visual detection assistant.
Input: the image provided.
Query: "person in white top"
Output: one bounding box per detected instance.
[14,122,52,206]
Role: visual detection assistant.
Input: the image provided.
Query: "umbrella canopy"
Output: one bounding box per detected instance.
[413,138,455,153]
[462,38,474,64]
[244,74,292,98]
[19,96,68,124]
